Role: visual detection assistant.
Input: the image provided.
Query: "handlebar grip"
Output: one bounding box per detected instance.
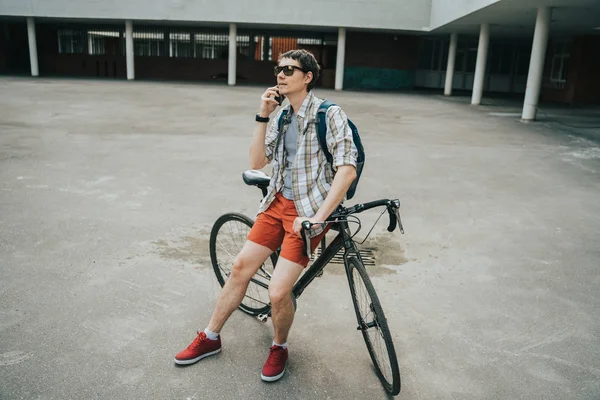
[362,199,390,211]
[301,220,312,258]
[387,208,397,232]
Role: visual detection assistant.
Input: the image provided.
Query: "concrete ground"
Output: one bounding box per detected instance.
[1,76,599,400]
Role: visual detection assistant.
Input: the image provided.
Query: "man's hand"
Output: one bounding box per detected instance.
[293,216,322,237]
[259,86,280,118]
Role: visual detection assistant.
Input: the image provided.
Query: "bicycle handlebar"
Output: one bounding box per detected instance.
[300,198,404,258]
[335,199,403,233]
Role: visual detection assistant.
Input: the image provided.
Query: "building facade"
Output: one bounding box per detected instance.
[1,0,599,119]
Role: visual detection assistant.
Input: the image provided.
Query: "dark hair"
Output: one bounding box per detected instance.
[278,49,320,91]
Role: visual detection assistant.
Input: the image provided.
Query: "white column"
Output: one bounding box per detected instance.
[125,20,134,80]
[444,33,458,96]
[471,23,490,105]
[192,33,197,58]
[88,34,93,55]
[522,7,551,121]
[228,23,237,86]
[26,17,39,77]
[335,27,346,91]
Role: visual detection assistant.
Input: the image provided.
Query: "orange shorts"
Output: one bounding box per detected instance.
[248,192,328,267]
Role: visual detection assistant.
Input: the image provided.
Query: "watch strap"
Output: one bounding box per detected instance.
[255,114,270,123]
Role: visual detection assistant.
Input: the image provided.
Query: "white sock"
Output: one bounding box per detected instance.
[272,340,288,349]
[203,328,219,341]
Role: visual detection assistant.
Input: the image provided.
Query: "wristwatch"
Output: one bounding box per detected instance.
[255,114,270,123]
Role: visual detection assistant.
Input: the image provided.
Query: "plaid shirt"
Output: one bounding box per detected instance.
[257,92,358,227]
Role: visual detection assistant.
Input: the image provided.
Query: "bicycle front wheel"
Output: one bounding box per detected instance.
[346,256,401,395]
[209,213,276,316]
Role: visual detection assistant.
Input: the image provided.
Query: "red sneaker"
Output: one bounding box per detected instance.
[261,345,288,382]
[174,331,221,365]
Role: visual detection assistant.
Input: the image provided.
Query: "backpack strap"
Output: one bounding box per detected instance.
[277,109,289,133]
[316,100,335,164]
[274,109,290,160]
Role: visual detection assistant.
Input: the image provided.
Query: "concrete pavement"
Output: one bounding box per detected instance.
[1,77,599,399]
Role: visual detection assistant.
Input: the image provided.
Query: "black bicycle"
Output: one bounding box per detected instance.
[209,170,404,396]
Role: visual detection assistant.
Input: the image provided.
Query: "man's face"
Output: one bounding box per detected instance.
[276,58,312,95]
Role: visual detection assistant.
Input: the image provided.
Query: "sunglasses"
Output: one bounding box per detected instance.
[274,65,307,76]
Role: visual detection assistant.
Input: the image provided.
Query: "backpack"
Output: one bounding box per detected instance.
[278,100,365,200]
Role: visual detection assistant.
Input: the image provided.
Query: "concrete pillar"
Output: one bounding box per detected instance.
[192,32,197,58]
[88,33,93,55]
[471,23,490,105]
[522,7,551,121]
[444,33,458,96]
[228,23,237,86]
[335,27,346,91]
[125,20,134,80]
[26,17,39,77]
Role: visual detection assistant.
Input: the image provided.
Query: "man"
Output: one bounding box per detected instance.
[175,49,358,382]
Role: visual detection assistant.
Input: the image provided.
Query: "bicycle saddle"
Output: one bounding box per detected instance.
[242,170,271,188]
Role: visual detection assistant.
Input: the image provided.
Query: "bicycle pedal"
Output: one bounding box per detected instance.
[257,314,269,323]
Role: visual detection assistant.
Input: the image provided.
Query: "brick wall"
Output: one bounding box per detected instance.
[541,36,600,105]
[572,36,600,104]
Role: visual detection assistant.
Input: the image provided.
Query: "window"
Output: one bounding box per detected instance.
[418,38,448,71]
[57,28,86,54]
[466,49,477,73]
[418,38,434,69]
[441,41,449,71]
[488,43,516,75]
[194,32,228,59]
[170,33,192,58]
[87,31,120,55]
[515,44,531,75]
[550,42,570,83]
[133,30,164,56]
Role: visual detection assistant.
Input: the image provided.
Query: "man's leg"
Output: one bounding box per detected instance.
[268,257,305,344]
[207,240,273,333]
[259,256,304,381]
[174,240,272,365]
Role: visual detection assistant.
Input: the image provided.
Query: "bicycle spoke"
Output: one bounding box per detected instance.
[241,292,269,307]
[216,238,238,260]
[353,267,394,385]
[210,214,273,315]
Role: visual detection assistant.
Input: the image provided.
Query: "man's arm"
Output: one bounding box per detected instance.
[292,165,356,235]
[314,165,357,221]
[316,106,359,220]
[292,105,358,235]
[249,121,269,170]
[250,86,280,170]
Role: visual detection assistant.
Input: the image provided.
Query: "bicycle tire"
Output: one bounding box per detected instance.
[209,212,276,316]
[346,256,401,395]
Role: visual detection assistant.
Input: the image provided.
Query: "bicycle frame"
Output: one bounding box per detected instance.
[291,219,358,300]
[244,173,401,310]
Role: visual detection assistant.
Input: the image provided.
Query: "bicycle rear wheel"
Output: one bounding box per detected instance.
[346,256,401,395]
[209,213,276,316]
